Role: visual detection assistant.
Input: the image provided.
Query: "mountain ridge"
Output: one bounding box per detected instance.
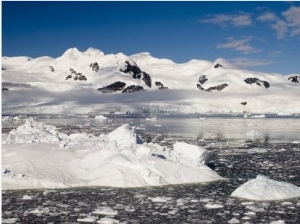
[2,47,300,115]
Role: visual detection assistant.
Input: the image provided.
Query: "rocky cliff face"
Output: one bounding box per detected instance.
[120,61,152,87]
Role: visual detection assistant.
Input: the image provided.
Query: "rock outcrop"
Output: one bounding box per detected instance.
[66,68,87,81]
[214,63,222,68]
[122,85,144,93]
[244,78,270,88]
[90,62,99,72]
[97,81,126,93]
[155,81,168,90]
[120,61,152,87]
[197,83,228,92]
[288,76,299,83]
[198,75,208,85]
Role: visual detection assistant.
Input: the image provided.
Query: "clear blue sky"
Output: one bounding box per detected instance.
[2,1,300,74]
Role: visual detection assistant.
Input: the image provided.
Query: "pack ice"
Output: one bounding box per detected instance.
[2,118,223,190]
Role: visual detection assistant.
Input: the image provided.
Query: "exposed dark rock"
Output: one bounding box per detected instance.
[122,85,144,93]
[155,81,168,90]
[66,68,87,81]
[90,62,99,72]
[241,102,247,106]
[198,75,208,84]
[120,61,152,87]
[206,84,228,92]
[244,78,270,88]
[262,81,270,88]
[2,67,6,71]
[155,81,163,87]
[120,61,141,77]
[214,63,222,68]
[197,83,228,92]
[288,76,299,83]
[142,72,152,88]
[2,87,9,91]
[49,66,55,72]
[97,81,126,93]
[244,78,259,84]
[159,86,168,90]
[197,84,205,91]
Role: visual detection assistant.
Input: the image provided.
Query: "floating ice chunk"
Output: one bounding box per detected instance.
[2,218,19,224]
[21,195,32,200]
[13,116,20,121]
[151,196,172,203]
[93,207,118,216]
[146,117,157,121]
[228,218,240,223]
[277,112,292,116]
[250,114,265,118]
[245,205,264,212]
[29,207,50,214]
[244,211,256,216]
[231,175,300,200]
[205,203,224,209]
[270,221,285,224]
[173,141,211,165]
[134,194,147,198]
[97,217,120,224]
[77,216,98,223]
[176,198,189,204]
[95,115,107,120]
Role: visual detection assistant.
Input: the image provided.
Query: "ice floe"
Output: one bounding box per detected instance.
[231,175,300,200]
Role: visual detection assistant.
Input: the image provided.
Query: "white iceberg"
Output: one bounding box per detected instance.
[231,175,300,200]
[2,118,223,190]
[95,115,107,120]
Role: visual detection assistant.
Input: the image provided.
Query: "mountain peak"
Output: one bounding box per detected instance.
[62,48,83,59]
[84,47,104,57]
[213,57,235,69]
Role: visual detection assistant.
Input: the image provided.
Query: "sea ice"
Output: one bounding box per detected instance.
[1,218,19,224]
[97,217,120,224]
[93,207,118,216]
[205,203,224,209]
[231,175,300,200]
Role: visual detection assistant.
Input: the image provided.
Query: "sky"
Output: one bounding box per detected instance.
[2,1,300,75]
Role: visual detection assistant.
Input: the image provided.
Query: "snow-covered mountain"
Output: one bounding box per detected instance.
[2,47,300,114]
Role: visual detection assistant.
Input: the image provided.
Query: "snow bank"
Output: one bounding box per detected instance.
[2,118,223,190]
[231,175,300,200]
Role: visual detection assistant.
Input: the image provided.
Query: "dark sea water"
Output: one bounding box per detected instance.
[2,115,300,223]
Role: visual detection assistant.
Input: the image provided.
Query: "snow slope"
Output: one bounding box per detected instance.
[2,47,300,114]
[2,118,223,190]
